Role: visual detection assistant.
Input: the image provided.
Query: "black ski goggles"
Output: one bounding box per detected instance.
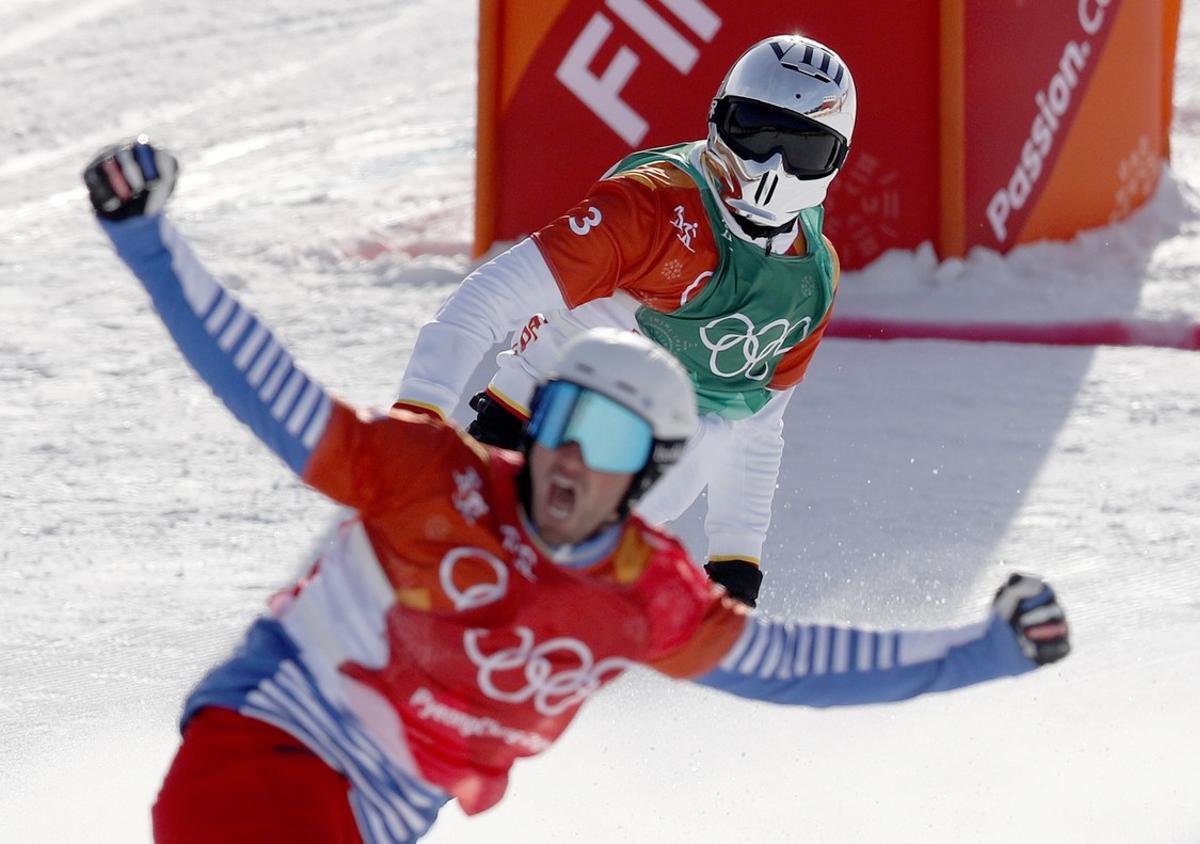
[713,97,849,179]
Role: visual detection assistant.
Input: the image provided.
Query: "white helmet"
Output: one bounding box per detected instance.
[549,328,697,442]
[531,328,697,505]
[704,34,857,230]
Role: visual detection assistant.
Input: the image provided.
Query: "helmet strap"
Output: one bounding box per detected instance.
[618,462,653,519]
[730,212,796,242]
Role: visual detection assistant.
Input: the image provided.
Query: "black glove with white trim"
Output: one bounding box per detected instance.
[992,573,1070,665]
[705,559,763,608]
[83,135,178,221]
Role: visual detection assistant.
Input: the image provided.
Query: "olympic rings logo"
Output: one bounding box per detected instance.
[439,547,509,611]
[699,313,812,381]
[464,627,634,716]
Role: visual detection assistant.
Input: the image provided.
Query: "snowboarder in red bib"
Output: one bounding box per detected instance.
[398,34,861,608]
[85,138,1070,844]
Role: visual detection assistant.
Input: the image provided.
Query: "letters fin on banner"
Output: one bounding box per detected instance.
[556,0,721,145]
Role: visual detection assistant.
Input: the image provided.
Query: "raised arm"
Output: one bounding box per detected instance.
[86,138,336,474]
[83,137,452,511]
[667,574,1069,707]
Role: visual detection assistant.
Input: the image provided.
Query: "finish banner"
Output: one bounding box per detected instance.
[476,0,1180,267]
[475,0,942,268]
[950,0,1177,254]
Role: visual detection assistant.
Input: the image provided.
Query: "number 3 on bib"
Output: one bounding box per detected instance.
[569,206,602,235]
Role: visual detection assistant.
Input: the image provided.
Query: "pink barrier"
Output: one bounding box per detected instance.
[826,317,1200,351]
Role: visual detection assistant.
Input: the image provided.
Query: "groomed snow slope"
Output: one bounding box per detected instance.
[2,1,1198,841]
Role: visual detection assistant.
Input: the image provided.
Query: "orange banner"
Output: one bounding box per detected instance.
[477,0,1181,266]
[960,0,1172,251]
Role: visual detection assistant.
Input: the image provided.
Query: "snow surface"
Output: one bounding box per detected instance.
[2,1,1198,841]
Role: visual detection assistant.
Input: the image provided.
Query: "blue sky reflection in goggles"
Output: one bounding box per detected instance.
[528,381,654,474]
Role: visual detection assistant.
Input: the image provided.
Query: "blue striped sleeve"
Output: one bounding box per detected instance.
[695,613,1035,707]
[100,215,332,475]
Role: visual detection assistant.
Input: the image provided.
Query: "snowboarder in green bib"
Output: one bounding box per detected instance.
[396,34,855,607]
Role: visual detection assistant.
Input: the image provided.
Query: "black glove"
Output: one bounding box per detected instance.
[466,391,526,449]
[992,573,1070,665]
[704,559,763,608]
[83,135,178,221]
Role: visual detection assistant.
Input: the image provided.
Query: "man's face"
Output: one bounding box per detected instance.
[528,441,634,545]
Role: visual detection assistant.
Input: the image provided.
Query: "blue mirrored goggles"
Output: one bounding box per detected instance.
[527,381,654,474]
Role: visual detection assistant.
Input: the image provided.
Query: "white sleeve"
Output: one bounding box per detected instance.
[397,237,567,414]
[703,388,794,563]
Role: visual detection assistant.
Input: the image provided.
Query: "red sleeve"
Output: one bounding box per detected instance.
[648,594,749,680]
[531,173,667,307]
[629,525,750,679]
[531,163,722,313]
[767,296,835,390]
[768,233,841,390]
[302,401,481,513]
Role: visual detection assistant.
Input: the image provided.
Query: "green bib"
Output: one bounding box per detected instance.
[614,143,835,420]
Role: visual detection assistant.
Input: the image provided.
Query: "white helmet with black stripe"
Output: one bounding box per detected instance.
[704,34,857,232]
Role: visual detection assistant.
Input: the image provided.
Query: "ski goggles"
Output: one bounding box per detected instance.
[527,380,654,474]
[713,97,849,179]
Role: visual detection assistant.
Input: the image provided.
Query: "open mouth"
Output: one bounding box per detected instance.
[546,474,577,520]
